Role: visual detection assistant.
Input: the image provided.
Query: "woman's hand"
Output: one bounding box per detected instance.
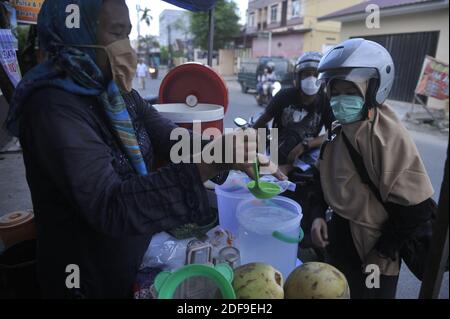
[311,218,329,248]
[241,153,287,181]
[197,129,287,182]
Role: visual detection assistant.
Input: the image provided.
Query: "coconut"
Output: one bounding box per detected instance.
[232,263,284,299]
[284,262,350,299]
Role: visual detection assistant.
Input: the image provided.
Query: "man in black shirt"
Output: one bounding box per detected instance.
[254,52,333,166]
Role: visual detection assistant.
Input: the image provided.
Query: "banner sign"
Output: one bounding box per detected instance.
[11,0,45,25]
[0,29,22,87]
[415,55,449,101]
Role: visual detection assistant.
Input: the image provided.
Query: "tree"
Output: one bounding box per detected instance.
[173,16,189,41]
[136,5,152,40]
[138,35,159,51]
[140,7,152,27]
[160,46,169,65]
[190,0,241,51]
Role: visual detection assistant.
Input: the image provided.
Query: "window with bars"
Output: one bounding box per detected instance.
[291,0,301,18]
[249,12,255,27]
[270,4,278,23]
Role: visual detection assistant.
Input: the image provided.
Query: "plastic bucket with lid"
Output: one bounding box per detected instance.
[236,197,303,280]
[153,103,224,132]
[156,63,228,133]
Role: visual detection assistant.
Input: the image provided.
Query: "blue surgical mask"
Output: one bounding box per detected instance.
[330,95,365,124]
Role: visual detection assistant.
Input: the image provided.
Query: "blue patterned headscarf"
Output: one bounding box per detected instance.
[7,0,149,176]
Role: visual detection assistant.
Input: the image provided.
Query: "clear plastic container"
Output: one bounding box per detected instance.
[236,197,303,280]
[215,172,297,239]
[215,173,253,236]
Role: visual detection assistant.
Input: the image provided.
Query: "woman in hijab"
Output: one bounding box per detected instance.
[7,0,282,298]
[309,39,435,299]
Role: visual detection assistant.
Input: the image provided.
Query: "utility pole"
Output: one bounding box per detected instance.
[207,8,215,67]
[168,24,173,68]
[136,4,141,40]
[268,31,272,57]
[420,144,449,299]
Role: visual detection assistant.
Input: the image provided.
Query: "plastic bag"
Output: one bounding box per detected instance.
[140,226,236,271]
[205,226,234,262]
[218,171,296,194]
[140,232,193,271]
[260,175,296,192]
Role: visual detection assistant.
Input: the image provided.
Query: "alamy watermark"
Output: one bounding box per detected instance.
[366,4,381,29]
[65,4,80,29]
[169,121,279,166]
[65,264,81,289]
[64,4,381,30]
[365,264,381,289]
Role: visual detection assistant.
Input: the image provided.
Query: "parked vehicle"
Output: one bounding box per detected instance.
[238,57,295,94]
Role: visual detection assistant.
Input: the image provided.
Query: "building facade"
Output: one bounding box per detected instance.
[245,0,362,59]
[159,9,191,47]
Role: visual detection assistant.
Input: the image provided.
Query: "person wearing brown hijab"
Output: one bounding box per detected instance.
[310,39,434,299]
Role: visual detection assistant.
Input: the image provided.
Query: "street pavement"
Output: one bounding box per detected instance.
[0,70,447,299]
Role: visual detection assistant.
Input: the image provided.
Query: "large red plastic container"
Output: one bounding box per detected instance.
[155,63,229,133]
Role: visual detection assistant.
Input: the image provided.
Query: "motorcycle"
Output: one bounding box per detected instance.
[234,112,270,140]
[148,65,159,80]
[255,80,282,107]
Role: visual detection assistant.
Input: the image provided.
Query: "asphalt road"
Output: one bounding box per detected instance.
[142,72,449,299]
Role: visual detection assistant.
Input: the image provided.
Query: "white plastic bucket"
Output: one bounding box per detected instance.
[236,197,303,280]
[153,103,224,132]
[215,186,253,237]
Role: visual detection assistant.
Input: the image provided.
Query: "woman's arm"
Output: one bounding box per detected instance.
[376,198,436,260]
[309,170,330,248]
[125,92,179,161]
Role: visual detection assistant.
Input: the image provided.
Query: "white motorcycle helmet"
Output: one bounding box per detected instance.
[318,38,395,108]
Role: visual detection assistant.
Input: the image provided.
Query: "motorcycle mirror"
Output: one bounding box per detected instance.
[234,118,248,127]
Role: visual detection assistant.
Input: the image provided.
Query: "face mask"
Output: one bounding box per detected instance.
[102,38,137,93]
[330,95,365,124]
[76,38,137,93]
[301,76,320,96]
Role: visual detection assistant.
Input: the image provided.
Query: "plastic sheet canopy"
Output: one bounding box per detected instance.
[162,0,216,12]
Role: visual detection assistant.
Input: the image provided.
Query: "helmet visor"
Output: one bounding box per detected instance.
[295,61,320,73]
[318,67,379,85]
[318,68,379,99]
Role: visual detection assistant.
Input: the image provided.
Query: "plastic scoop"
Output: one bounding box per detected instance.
[247,158,282,199]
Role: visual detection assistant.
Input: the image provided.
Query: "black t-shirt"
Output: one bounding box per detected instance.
[265,87,333,140]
